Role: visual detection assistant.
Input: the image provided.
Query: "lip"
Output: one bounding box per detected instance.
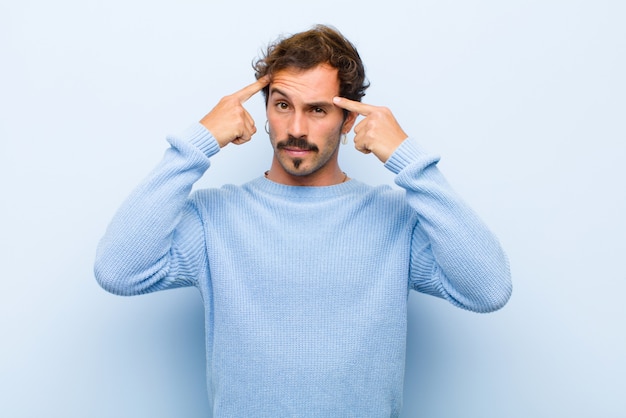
[281,147,314,156]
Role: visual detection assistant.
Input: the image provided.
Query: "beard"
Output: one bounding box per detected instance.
[274,136,321,173]
[270,128,342,177]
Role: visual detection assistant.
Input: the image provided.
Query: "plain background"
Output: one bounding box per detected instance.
[1,0,624,417]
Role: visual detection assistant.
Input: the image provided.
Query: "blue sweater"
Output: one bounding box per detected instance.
[95,123,511,417]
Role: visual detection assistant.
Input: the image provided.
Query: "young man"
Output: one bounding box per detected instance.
[95,25,511,417]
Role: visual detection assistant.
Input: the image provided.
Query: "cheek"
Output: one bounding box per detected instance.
[321,120,343,140]
[267,112,287,129]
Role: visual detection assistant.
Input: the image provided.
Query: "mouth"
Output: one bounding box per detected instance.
[276,137,318,155]
[281,148,311,157]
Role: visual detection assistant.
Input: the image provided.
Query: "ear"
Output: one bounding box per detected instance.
[341,111,358,134]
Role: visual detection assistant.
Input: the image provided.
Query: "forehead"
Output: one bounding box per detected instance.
[269,64,340,102]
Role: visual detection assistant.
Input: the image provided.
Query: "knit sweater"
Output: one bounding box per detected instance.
[95,123,511,417]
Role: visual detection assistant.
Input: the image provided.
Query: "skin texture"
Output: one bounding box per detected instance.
[265,64,356,186]
[200,64,409,186]
[199,76,269,147]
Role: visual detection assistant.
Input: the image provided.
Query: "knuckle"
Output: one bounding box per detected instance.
[220,95,234,105]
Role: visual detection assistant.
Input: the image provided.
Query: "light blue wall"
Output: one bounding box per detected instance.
[2,1,624,416]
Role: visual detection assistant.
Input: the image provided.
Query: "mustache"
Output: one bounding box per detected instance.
[276,136,319,152]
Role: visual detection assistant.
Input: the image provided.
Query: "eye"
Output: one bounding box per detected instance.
[311,107,326,115]
[275,101,289,111]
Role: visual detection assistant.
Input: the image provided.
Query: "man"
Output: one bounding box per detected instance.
[95,25,511,417]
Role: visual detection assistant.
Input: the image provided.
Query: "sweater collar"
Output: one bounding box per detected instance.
[244,176,364,199]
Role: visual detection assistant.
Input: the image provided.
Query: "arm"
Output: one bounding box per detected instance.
[386,139,511,312]
[95,78,268,295]
[333,97,512,312]
[94,124,217,295]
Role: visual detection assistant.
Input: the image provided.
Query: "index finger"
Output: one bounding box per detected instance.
[235,76,270,103]
[332,96,374,116]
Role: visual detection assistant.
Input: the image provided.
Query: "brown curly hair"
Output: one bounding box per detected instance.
[253,25,369,105]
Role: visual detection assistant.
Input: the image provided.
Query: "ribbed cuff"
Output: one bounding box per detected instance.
[179,123,221,159]
[384,137,437,174]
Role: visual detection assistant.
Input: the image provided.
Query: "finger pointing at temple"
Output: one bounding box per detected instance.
[333,96,408,163]
[201,76,270,148]
[332,96,373,116]
[235,76,270,103]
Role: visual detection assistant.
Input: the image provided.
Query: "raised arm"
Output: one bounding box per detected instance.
[334,96,512,312]
[95,78,268,295]
[388,139,511,312]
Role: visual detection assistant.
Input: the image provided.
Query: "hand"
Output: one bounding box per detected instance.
[200,76,269,148]
[333,97,408,163]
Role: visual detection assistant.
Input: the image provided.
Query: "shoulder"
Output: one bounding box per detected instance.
[189,178,410,215]
[346,180,414,220]
[354,180,405,202]
[190,182,252,203]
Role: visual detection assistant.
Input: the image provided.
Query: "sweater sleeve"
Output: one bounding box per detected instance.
[94,123,220,296]
[385,138,512,313]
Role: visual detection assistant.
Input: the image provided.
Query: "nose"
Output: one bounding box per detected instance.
[287,111,308,139]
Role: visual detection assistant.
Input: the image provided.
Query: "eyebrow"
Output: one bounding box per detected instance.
[270,87,334,109]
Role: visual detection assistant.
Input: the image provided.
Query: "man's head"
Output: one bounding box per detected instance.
[255,25,369,185]
[253,25,369,105]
